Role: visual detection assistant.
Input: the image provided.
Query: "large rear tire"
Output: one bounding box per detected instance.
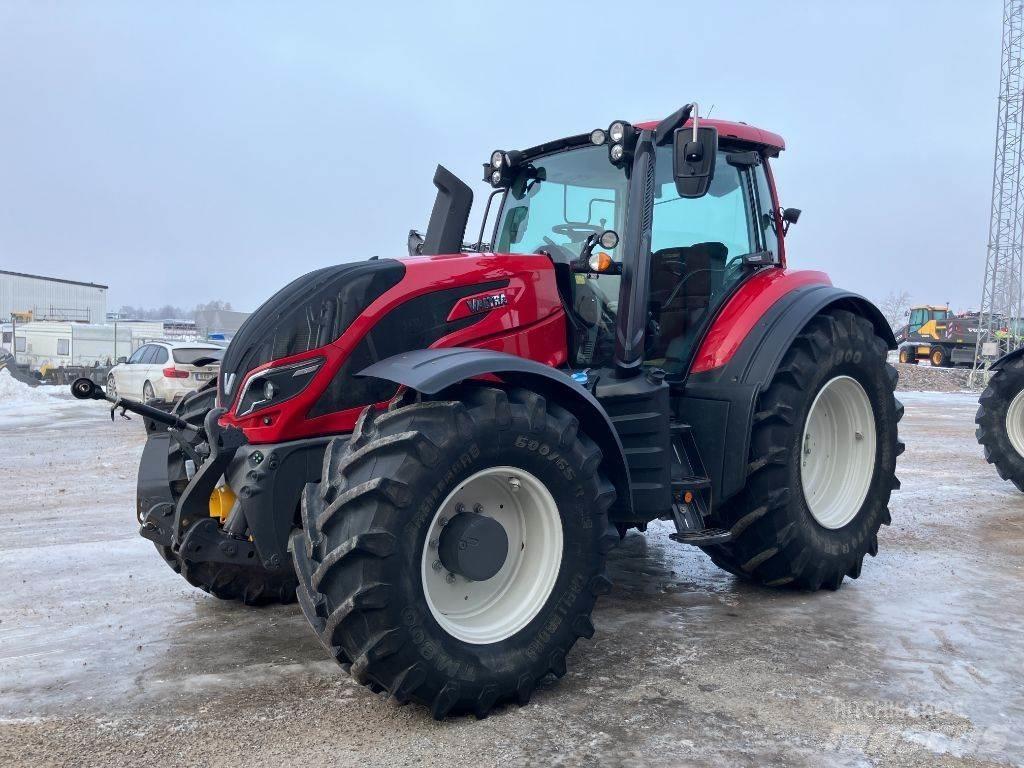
[701,309,903,590]
[148,384,298,606]
[976,357,1024,491]
[292,385,617,718]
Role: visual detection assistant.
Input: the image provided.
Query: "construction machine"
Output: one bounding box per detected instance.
[895,304,981,366]
[74,104,902,718]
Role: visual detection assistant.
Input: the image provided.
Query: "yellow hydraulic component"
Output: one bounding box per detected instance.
[209,484,236,523]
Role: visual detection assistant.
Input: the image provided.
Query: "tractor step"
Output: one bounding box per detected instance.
[672,475,711,492]
[669,527,732,546]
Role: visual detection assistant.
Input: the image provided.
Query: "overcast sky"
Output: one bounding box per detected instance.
[0,1,1002,313]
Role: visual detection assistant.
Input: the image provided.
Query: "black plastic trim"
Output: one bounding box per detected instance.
[358,348,633,517]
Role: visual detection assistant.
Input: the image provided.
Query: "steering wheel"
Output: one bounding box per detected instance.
[551,223,603,242]
[536,238,577,263]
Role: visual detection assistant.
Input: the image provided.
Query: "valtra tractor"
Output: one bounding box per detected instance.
[74,104,903,718]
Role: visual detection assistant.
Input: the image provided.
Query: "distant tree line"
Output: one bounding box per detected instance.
[115,299,233,321]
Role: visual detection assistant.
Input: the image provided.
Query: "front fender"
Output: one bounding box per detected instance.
[358,348,633,518]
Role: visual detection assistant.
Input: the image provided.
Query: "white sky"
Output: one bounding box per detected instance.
[0,1,1003,313]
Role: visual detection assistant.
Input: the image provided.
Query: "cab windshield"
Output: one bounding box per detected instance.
[495,145,628,261]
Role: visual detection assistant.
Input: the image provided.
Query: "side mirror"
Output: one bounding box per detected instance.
[117,356,127,364]
[407,229,424,257]
[673,126,718,199]
[782,207,801,234]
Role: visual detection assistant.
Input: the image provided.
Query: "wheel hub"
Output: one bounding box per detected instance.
[800,375,877,529]
[420,466,563,645]
[437,511,509,581]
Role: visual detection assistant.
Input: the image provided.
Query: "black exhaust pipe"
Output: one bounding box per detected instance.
[420,165,473,256]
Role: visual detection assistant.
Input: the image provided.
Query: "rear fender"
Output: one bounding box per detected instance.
[358,348,633,518]
[680,282,895,503]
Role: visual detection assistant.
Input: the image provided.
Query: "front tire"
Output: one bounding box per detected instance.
[702,309,903,590]
[293,386,617,718]
[976,357,1024,491]
[106,375,117,399]
[930,346,948,367]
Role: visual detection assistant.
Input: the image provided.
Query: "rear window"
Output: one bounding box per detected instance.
[173,347,224,365]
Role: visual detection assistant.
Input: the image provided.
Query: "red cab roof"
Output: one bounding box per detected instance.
[634,118,785,154]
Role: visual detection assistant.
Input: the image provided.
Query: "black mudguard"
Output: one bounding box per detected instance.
[358,347,633,518]
[990,346,1024,370]
[678,284,895,504]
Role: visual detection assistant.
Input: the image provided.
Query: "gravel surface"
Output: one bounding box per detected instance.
[893,363,979,393]
[1,390,1022,767]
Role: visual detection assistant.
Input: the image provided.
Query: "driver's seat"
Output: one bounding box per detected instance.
[649,242,728,374]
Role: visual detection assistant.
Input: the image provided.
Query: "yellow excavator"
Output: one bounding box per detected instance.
[895,304,979,366]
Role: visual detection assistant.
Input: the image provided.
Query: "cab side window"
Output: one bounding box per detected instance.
[753,162,779,258]
[128,346,148,364]
[647,146,757,374]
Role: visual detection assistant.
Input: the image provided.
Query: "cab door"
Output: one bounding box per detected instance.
[645,144,777,379]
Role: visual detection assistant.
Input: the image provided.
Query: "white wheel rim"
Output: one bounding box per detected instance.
[800,375,877,529]
[420,466,563,645]
[1005,388,1024,458]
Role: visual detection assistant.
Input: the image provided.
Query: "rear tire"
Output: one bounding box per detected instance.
[292,386,617,718]
[701,309,903,590]
[930,346,948,367]
[976,357,1024,491]
[149,384,298,606]
[898,347,915,364]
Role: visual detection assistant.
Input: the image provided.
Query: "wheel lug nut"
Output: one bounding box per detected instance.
[439,516,449,527]
[446,572,456,584]
[432,559,442,572]
[509,477,521,492]
[473,503,484,514]
[429,538,438,549]
[456,503,466,514]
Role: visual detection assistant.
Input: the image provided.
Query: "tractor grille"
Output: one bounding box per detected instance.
[219,260,405,406]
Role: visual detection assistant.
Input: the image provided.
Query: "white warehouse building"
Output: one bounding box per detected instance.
[0,269,108,323]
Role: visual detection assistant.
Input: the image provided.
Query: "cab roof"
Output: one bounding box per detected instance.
[634,118,785,154]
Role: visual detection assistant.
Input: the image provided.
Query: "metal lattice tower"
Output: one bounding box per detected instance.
[974,0,1024,380]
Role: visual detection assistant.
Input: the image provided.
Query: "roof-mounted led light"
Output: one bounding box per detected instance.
[490,169,502,185]
[609,121,626,143]
[609,144,624,162]
[490,150,505,168]
[590,128,607,145]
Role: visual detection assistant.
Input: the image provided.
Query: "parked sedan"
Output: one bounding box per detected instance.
[106,341,223,403]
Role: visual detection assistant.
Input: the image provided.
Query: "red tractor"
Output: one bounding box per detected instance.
[75,104,903,718]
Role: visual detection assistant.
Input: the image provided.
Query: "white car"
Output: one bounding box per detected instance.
[107,341,223,403]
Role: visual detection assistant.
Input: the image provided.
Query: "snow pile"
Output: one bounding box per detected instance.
[0,368,104,430]
[0,368,57,404]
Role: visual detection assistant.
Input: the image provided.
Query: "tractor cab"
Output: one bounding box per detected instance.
[479,110,788,381]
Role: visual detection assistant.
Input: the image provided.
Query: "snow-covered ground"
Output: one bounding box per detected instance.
[0,368,109,431]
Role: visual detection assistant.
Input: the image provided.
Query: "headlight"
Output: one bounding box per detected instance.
[490,150,504,168]
[590,128,606,145]
[609,121,626,143]
[491,169,503,185]
[610,144,624,162]
[236,357,325,417]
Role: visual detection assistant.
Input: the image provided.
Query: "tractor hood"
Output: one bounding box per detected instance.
[218,259,405,408]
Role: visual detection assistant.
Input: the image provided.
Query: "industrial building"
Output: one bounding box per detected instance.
[0,269,108,323]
